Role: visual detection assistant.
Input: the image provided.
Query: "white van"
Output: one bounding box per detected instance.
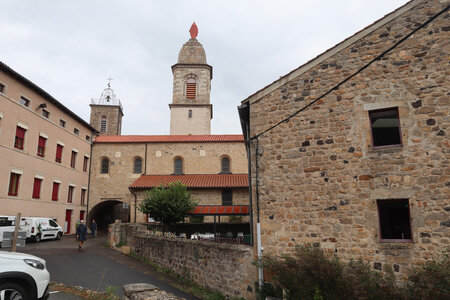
[20,217,63,243]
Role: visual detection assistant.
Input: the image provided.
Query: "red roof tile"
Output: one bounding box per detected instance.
[95,134,244,144]
[129,174,249,189]
[187,205,250,216]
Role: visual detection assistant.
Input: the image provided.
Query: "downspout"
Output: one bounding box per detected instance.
[130,189,137,223]
[86,133,94,223]
[246,125,254,246]
[255,137,264,292]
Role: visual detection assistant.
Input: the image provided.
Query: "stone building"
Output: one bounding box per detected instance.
[239,0,449,280]
[88,23,249,228]
[0,61,96,234]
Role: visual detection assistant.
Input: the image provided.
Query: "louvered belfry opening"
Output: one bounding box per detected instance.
[186,78,196,99]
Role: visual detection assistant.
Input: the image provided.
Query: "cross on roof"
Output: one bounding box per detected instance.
[107,77,113,87]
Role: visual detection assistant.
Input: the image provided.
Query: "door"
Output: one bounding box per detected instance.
[65,210,72,234]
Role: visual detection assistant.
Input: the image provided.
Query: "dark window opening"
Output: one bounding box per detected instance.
[83,156,89,172]
[101,158,109,174]
[55,144,63,163]
[14,126,26,150]
[73,128,80,136]
[37,136,46,157]
[100,116,107,132]
[133,158,142,174]
[8,173,21,196]
[377,199,412,241]
[59,119,66,128]
[42,109,50,118]
[81,189,86,205]
[70,151,77,168]
[20,96,30,107]
[0,82,5,93]
[174,158,183,175]
[221,157,230,174]
[222,189,233,206]
[188,110,192,118]
[369,107,402,148]
[68,186,74,203]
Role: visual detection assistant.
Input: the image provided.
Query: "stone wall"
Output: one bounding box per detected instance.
[242,0,449,280]
[110,223,255,299]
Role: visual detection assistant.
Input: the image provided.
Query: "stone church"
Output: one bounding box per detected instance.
[88,23,249,228]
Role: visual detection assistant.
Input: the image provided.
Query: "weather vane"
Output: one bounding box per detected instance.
[107,76,113,88]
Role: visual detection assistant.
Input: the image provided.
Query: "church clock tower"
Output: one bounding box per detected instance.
[170,22,213,135]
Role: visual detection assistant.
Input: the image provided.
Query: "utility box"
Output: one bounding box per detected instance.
[1,231,26,248]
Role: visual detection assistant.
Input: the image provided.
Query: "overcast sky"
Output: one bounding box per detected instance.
[0,0,409,135]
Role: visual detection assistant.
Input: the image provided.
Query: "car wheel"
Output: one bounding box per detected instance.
[56,232,62,240]
[0,282,29,300]
[34,234,41,243]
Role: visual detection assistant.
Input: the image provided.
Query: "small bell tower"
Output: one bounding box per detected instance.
[170,22,213,135]
[90,78,124,136]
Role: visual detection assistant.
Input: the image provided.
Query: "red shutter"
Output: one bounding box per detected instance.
[52,182,59,201]
[8,173,20,196]
[56,144,63,162]
[32,178,42,199]
[16,127,26,139]
[38,136,46,147]
[80,211,85,221]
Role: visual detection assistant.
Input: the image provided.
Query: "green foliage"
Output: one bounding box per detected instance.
[405,251,450,300]
[189,215,204,223]
[138,182,197,230]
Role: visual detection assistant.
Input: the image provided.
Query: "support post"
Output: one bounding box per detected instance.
[11,213,21,252]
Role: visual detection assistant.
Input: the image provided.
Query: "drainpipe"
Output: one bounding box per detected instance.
[246,125,254,246]
[86,132,94,224]
[130,189,137,223]
[255,137,264,292]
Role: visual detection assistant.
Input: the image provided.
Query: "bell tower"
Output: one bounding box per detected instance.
[170,22,213,135]
[89,79,124,136]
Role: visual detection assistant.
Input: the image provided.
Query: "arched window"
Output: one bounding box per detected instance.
[174,157,183,175]
[221,157,230,174]
[188,109,192,118]
[186,78,196,99]
[100,158,109,174]
[100,116,107,132]
[133,157,142,174]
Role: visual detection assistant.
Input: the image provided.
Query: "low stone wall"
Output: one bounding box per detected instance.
[110,223,256,299]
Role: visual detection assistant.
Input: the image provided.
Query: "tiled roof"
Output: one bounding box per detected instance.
[187,205,249,216]
[129,174,248,189]
[95,134,244,143]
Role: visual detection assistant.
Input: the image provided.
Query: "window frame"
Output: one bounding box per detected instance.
[221,156,231,174]
[20,96,30,107]
[100,116,107,132]
[369,107,402,149]
[67,186,75,203]
[100,158,109,174]
[8,172,21,196]
[83,156,89,172]
[0,82,5,94]
[59,119,66,128]
[42,109,50,119]
[52,182,60,201]
[37,136,46,157]
[32,177,43,199]
[14,126,26,150]
[73,128,80,136]
[133,157,143,174]
[55,144,63,163]
[174,157,183,175]
[80,188,87,205]
[222,189,233,206]
[70,150,77,168]
[186,78,196,100]
[377,199,413,243]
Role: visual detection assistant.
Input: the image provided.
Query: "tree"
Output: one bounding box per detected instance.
[138,181,197,231]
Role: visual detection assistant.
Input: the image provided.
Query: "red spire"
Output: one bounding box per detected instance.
[189,22,198,39]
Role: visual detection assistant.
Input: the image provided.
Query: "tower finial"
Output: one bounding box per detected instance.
[189,22,198,39]
[106,76,113,88]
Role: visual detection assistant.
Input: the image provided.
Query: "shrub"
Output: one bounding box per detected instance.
[405,251,450,300]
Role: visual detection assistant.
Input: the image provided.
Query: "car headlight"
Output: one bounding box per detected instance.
[24,259,45,270]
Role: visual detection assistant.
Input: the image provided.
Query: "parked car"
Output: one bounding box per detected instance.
[0,250,50,299]
[0,216,23,244]
[21,218,63,243]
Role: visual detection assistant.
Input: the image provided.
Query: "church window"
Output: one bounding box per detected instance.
[186,78,196,99]
[100,158,109,174]
[222,189,232,206]
[133,158,143,174]
[101,116,107,132]
[188,110,192,118]
[221,157,230,174]
[174,157,183,175]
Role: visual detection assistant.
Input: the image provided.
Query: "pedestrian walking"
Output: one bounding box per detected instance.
[76,220,88,250]
[90,219,98,237]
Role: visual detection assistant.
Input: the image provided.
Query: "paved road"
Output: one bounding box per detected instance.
[19,233,200,300]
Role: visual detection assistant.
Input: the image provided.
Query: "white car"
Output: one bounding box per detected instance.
[0,251,50,300]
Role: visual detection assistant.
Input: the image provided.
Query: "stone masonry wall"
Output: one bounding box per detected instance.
[110,223,255,299]
[245,0,449,279]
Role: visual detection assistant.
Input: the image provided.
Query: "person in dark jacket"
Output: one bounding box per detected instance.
[90,219,98,237]
[76,220,88,250]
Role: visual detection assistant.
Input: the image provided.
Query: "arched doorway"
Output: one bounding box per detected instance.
[88,200,130,231]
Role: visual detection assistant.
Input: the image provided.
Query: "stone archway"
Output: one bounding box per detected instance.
[88,200,130,231]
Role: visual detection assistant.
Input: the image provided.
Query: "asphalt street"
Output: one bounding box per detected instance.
[19,233,200,300]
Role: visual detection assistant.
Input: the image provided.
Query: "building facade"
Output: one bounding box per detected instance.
[88,23,249,228]
[240,0,448,279]
[0,62,96,234]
